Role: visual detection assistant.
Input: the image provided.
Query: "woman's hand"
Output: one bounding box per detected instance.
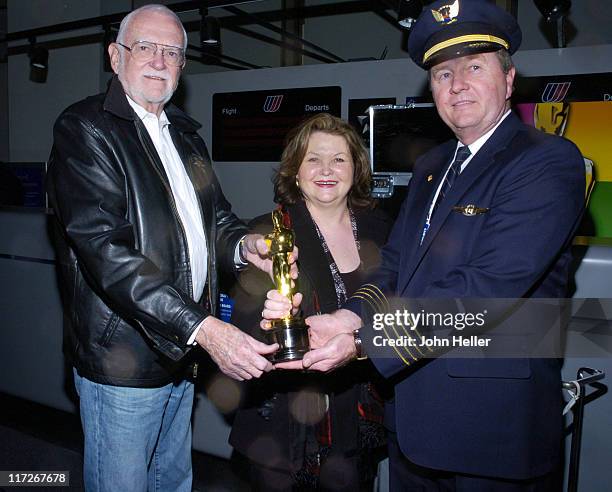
[260,290,303,330]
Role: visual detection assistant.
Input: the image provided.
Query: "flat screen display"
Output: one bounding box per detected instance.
[368,105,453,175]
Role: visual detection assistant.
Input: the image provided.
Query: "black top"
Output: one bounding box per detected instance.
[339,268,362,301]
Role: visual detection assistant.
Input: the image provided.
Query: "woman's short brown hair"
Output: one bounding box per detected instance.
[274,113,374,209]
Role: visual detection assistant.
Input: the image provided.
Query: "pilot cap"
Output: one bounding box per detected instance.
[408,0,522,69]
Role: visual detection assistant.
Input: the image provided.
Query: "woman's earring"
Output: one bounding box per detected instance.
[295,177,300,188]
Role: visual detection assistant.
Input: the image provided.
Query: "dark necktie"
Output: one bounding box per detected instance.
[420,145,472,245]
[433,145,471,214]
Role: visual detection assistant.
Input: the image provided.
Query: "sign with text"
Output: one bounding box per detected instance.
[1,162,46,208]
[212,86,341,162]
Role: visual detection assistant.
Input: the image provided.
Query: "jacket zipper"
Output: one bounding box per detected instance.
[180,154,213,315]
[134,121,195,304]
[135,121,212,371]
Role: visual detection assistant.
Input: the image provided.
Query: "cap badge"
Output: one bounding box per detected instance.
[431,0,460,25]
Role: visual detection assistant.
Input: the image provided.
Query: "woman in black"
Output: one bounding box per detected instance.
[229,113,391,491]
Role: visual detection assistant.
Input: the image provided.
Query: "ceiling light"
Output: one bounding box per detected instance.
[200,15,220,46]
[28,38,48,83]
[397,0,423,30]
[534,0,571,22]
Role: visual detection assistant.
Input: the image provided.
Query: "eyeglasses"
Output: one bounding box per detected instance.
[117,40,185,67]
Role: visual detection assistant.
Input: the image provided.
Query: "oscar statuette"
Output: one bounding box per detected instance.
[262,209,310,362]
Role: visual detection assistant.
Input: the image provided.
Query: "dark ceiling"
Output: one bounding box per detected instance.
[5,1,521,71]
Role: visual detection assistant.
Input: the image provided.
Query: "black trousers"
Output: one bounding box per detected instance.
[388,432,561,492]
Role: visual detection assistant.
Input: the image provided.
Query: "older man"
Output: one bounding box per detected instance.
[269,0,585,489]
[46,4,280,491]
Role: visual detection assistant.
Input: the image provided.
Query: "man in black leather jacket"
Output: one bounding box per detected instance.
[46,5,280,491]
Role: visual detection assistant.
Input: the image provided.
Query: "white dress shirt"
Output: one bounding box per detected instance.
[126,96,208,303]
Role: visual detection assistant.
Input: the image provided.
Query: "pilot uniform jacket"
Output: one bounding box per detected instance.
[229,200,391,476]
[47,76,248,388]
[346,112,585,480]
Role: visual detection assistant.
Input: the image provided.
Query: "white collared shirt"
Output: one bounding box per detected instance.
[126,96,208,303]
[456,109,512,172]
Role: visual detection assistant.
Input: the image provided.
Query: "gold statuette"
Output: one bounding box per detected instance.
[262,209,310,362]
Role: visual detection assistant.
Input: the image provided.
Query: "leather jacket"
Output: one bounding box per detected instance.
[47,76,248,387]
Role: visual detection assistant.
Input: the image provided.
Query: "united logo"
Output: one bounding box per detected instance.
[541,82,572,103]
[263,95,284,113]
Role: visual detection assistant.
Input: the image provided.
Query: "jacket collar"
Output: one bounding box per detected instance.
[397,139,456,272]
[404,112,525,283]
[426,111,523,238]
[102,75,201,133]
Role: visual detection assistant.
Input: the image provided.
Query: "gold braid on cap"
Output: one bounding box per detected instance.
[423,34,509,64]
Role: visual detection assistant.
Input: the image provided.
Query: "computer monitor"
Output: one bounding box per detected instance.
[366,104,453,197]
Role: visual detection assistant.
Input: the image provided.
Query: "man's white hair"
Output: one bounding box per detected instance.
[116,4,187,50]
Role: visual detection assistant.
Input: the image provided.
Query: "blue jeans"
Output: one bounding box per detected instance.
[74,369,193,492]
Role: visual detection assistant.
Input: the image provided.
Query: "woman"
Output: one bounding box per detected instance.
[229,113,391,491]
